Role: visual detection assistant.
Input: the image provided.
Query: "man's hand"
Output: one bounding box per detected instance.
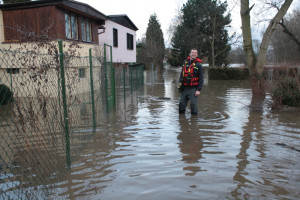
[178,83,182,93]
[195,90,200,96]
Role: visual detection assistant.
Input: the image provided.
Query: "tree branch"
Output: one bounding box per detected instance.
[241,3,255,15]
[279,21,300,51]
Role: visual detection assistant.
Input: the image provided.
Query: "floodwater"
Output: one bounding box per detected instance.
[51,65,300,200]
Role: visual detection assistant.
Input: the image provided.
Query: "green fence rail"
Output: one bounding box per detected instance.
[0,41,144,199]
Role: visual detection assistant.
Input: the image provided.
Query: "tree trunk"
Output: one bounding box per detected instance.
[250,76,266,110]
[240,0,256,75]
[211,13,216,67]
[241,0,264,109]
[240,0,293,110]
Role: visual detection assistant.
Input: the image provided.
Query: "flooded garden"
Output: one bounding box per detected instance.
[48,65,300,199]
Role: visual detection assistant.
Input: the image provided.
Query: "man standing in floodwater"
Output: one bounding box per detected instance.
[178,48,204,115]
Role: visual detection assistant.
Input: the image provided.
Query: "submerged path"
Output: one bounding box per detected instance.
[51,66,300,200]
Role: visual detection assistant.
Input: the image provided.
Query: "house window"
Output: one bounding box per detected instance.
[65,13,78,40]
[127,33,133,50]
[81,18,91,42]
[113,28,118,47]
[7,68,20,74]
[79,68,86,78]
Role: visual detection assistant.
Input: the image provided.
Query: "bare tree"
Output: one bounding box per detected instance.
[271,10,300,64]
[228,46,246,64]
[277,6,300,52]
[240,0,294,109]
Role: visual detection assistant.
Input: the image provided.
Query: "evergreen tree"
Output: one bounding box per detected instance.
[170,0,231,67]
[145,14,165,69]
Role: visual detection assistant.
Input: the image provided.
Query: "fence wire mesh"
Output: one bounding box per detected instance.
[0,43,144,199]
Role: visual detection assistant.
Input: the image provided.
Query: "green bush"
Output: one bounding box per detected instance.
[167,56,182,67]
[0,84,13,105]
[272,77,300,107]
[208,67,249,80]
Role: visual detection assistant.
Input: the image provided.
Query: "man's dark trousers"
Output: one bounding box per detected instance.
[179,87,198,115]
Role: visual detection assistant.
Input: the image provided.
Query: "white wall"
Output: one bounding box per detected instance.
[99,20,136,64]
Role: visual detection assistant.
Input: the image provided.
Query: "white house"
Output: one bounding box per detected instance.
[99,15,138,67]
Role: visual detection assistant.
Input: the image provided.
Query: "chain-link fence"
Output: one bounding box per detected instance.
[0,41,144,199]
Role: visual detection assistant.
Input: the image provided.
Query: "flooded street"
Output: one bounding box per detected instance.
[52,66,300,200]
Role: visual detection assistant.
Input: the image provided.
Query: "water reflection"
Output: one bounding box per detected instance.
[231,109,264,198]
[178,115,204,176]
[46,66,300,200]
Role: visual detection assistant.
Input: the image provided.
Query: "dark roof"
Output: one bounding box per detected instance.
[0,0,107,22]
[108,15,138,31]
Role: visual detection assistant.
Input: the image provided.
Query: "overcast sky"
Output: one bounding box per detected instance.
[80,0,243,46]
[81,0,187,44]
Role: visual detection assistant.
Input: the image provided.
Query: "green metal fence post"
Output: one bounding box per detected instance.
[130,67,133,94]
[141,66,144,86]
[58,40,71,168]
[140,67,143,86]
[110,46,116,107]
[104,44,109,112]
[136,67,138,90]
[89,49,96,133]
[103,43,115,112]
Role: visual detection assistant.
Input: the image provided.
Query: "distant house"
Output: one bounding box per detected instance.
[99,14,138,67]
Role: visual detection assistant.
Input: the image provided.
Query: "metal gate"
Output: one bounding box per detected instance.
[104,44,115,112]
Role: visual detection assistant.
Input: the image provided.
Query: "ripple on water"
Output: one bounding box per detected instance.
[47,78,300,200]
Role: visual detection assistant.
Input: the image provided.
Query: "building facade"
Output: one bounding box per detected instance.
[99,15,138,67]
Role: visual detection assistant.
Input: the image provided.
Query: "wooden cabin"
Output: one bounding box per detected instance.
[0,0,107,98]
[0,0,106,45]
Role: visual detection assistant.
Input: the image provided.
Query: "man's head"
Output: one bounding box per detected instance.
[190,48,198,60]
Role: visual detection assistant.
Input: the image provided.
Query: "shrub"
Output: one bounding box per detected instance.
[167,56,182,67]
[208,67,249,80]
[0,84,13,105]
[271,77,300,107]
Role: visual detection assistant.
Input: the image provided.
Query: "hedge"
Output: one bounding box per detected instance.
[208,67,249,80]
